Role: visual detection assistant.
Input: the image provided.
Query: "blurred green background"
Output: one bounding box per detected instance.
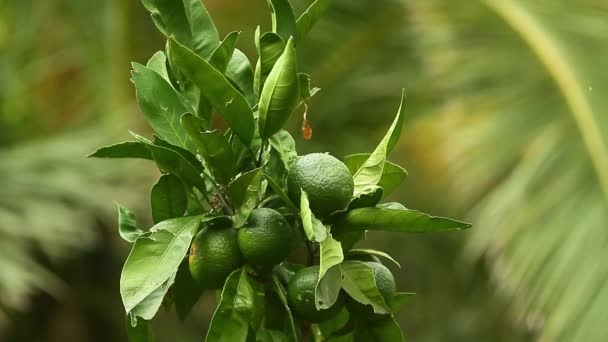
[2,0,607,341]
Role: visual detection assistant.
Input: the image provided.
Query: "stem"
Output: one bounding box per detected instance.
[202,170,234,215]
[257,141,267,167]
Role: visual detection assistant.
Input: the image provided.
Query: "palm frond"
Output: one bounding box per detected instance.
[408,1,608,340]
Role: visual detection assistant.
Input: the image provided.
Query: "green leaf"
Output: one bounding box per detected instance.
[206,268,265,342]
[120,215,202,313]
[340,261,390,314]
[126,315,154,342]
[173,259,203,321]
[132,132,207,194]
[210,31,241,73]
[315,231,344,309]
[347,185,383,210]
[258,37,299,140]
[151,136,204,174]
[297,73,320,102]
[269,130,298,170]
[257,329,289,342]
[131,63,195,152]
[254,29,285,97]
[267,0,297,42]
[116,204,144,243]
[318,306,352,340]
[300,190,327,242]
[130,272,176,320]
[142,0,220,58]
[391,292,415,313]
[333,230,365,252]
[271,275,299,342]
[181,113,235,184]
[376,202,406,210]
[146,51,170,82]
[348,249,401,269]
[337,207,472,233]
[296,0,335,41]
[228,168,263,227]
[315,264,342,310]
[353,316,404,342]
[88,141,153,160]
[352,90,406,197]
[226,49,256,106]
[151,174,187,224]
[344,154,408,199]
[264,172,299,212]
[169,38,255,145]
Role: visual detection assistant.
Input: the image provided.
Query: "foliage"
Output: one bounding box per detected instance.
[90,0,470,340]
[404,1,608,341]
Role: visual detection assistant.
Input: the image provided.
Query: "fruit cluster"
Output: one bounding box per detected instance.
[90,1,470,341]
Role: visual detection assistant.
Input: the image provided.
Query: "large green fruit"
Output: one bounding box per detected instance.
[287,266,343,323]
[189,227,244,289]
[287,153,354,217]
[237,208,295,267]
[347,262,396,320]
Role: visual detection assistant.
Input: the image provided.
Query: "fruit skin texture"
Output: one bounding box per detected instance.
[189,227,244,289]
[347,262,396,320]
[287,153,354,217]
[237,208,295,267]
[287,266,343,323]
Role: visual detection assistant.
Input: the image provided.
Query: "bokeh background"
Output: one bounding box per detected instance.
[2,0,608,341]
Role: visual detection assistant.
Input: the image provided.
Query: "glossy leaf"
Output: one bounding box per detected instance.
[210,31,241,72]
[333,230,365,252]
[352,91,406,196]
[132,63,195,152]
[120,215,202,313]
[142,0,220,58]
[264,172,299,212]
[297,73,320,102]
[151,136,204,174]
[228,168,263,227]
[87,141,152,160]
[267,0,296,42]
[226,49,256,106]
[271,275,299,342]
[354,316,404,342]
[344,153,407,199]
[348,249,401,269]
[337,206,472,233]
[315,257,343,310]
[340,261,390,314]
[130,273,176,320]
[150,174,187,224]
[296,0,335,41]
[269,130,298,170]
[146,51,170,82]
[258,37,299,139]
[347,185,383,210]
[300,190,327,242]
[116,204,144,243]
[254,29,285,97]
[126,316,154,342]
[173,259,203,321]
[132,132,207,194]
[206,268,265,342]
[169,38,255,145]
[181,113,235,184]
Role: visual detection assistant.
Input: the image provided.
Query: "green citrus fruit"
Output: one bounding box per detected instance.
[287,153,354,217]
[189,227,244,289]
[237,208,294,266]
[287,266,343,322]
[346,262,396,319]
[347,253,382,264]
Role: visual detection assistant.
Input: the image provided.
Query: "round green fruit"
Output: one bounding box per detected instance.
[237,208,294,267]
[189,227,244,289]
[346,262,396,320]
[287,153,354,217]
[287,266,343,323]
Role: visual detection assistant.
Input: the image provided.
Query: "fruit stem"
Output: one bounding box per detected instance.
[202,170,234,215]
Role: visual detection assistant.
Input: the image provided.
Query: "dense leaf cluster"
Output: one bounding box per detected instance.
[90,0,470,340]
